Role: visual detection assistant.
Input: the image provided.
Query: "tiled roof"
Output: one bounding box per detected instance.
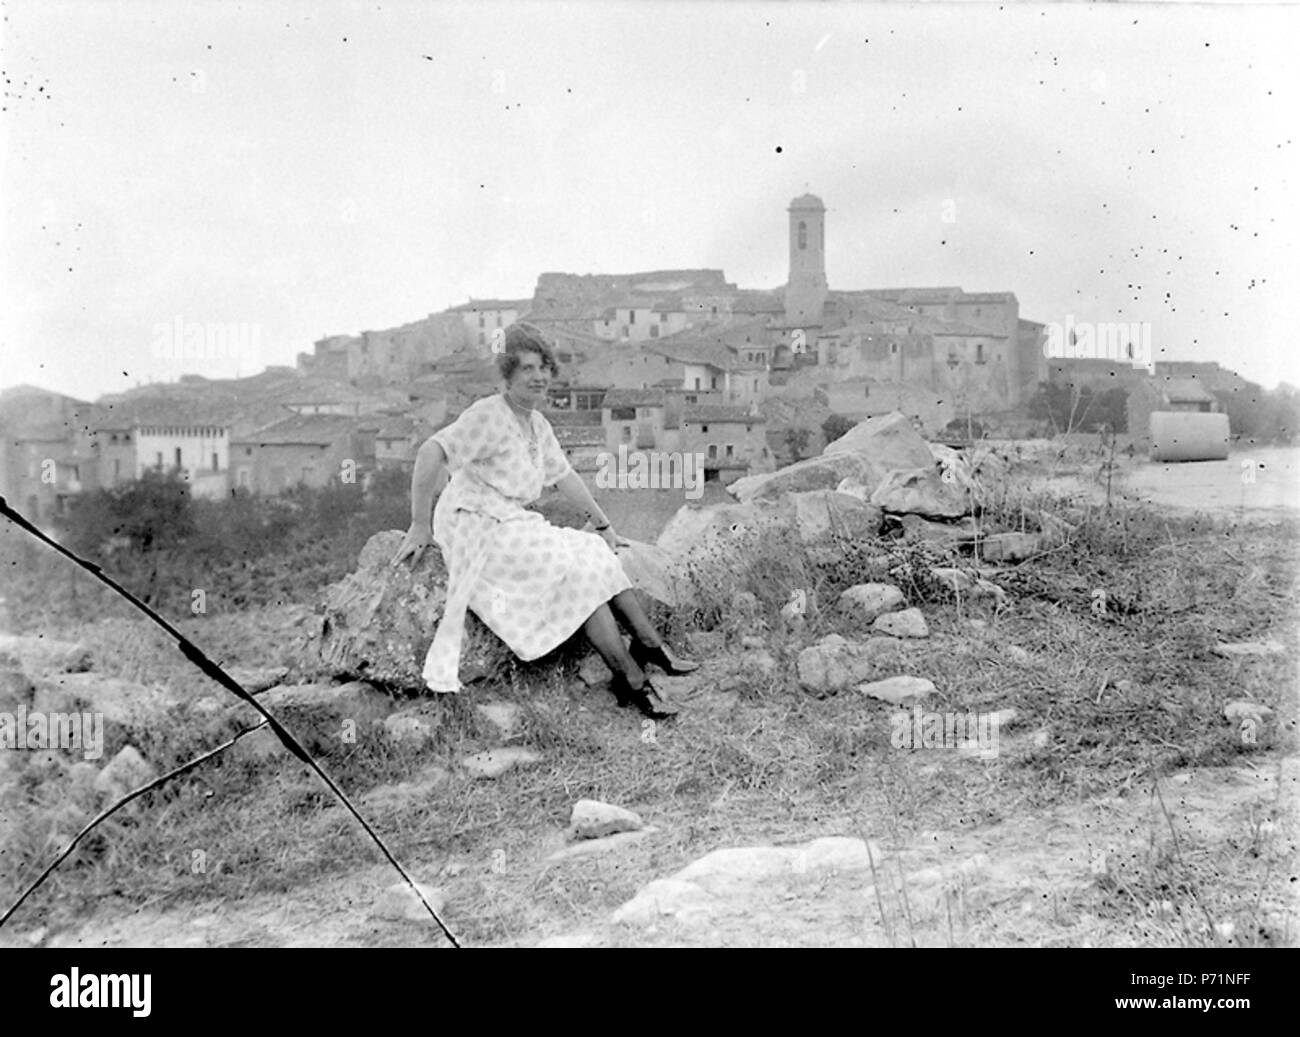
[232,413,361,446]
[445,298,531,313]
[89,398,241,429]
[603,388,669,407]
[554,426,607,448]
[370,415,430,440]
[926,319,1008,338]
[683,404,763,424]
[646,340,734,370]
[1159,377,1216,404]
[731,291,785,314]
[4,421,71,441]
[544,408,604,427]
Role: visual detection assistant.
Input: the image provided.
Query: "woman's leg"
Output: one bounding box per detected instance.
[582,601,646,689]
[584,598,679,719]
[606,588,662,647]
[608,589,699,674]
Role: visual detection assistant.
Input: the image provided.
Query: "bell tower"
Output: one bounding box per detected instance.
[784,192,828,329]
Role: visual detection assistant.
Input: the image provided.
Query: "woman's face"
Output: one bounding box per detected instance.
[508,350,552,407]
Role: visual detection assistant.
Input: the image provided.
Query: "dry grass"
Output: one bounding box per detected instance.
[1,476,1295,947]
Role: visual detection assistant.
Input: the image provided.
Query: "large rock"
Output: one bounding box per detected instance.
[613,539,692,608]
[657,496,796,556]
[796,635,905,696]
[823,411,935,468]
[32,673,179,732]
[857,675,937,705]
[655,491,884,602]
[93,745,157,800]
[870,467,969,519]
[0,634,92,675]
[569,799,645,840]
[235,680,398,756]
[723,452,896,504]
[787,490,883,546]
[838,583,905,623]
[974,532,1042,563]
[895,514,980,546]
[315,531,514,690]
[316,530,682,691]
[873,608,929,638]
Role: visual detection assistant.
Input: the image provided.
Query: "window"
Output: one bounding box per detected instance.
[124,434,130,442]
[156,451,163,468]
[708,444,717,459]
[711,306,718,317]
[659,312,667,323]
[620,326,629,338]
[798,221,807,250]
[629,310,636,325]
[685,394,697,404]
[976,343,985,364]
[701,424,709,433]
[478,331,486,346]
[478,314,485,328]
[174,447,182,468]
[212,452,219,471]
[113,459,121,480]
[890,342,899,355]
[246,447,253,457]
[110,433,118,443]
[611,406,636,421]
[710,376,718,389]
[725,445,734,457]
[865,385,871,398]
[622,426,632,442]
[694,377,701,390]
[650,325,659,338]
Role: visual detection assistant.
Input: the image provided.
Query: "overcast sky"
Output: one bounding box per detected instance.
[2,1,1296,401]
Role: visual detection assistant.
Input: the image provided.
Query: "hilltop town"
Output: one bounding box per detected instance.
[0,193,1257,525]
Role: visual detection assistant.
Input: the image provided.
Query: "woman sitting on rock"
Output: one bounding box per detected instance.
[392,322,696,720]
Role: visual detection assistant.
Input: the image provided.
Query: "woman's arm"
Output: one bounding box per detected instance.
[410,438,449,531]
[554,470,610,529]
[393,438,449,566]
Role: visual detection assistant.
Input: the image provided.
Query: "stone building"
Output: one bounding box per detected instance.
[229,414,375,494]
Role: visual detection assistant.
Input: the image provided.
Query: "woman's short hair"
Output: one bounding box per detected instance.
[497,322,560,381]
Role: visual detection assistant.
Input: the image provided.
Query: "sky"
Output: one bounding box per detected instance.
[2,0,1297,402]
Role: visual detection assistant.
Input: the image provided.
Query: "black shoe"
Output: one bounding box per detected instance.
[610,671,680,720]
[630,638,700,676]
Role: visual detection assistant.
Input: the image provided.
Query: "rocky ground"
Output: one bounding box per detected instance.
[0,414,1295,949]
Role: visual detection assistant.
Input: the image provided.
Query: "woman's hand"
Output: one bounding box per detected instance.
[392,522,435,567]
[597,525,630,551]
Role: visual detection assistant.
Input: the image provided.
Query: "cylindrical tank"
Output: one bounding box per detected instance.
[1149,411,1230,462]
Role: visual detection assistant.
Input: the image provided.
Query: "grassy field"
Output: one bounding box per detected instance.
[0,478,1296,947]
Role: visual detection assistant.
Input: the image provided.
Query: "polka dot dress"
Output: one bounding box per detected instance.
[421,394,632,692]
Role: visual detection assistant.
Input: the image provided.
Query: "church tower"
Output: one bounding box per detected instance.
[783,193,828,329]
